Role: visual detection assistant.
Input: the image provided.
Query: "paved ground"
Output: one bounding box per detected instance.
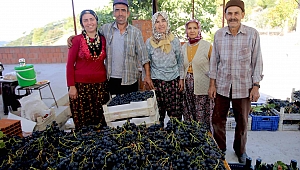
[0,33,300,165]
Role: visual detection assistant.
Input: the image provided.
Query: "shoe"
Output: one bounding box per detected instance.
[237,153,248,164]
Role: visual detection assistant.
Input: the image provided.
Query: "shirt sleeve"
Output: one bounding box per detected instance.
[66,35,80,87]
[174,38,184,79]
[142,38,152,80]
[209,34,219,80]
[251,30,264,83]
[135,29,150,66]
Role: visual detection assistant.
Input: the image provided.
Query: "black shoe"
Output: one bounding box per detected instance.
[237,153,248,164]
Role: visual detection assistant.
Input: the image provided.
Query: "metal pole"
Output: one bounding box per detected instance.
[72,0,77,35]
[222,0,225,27]
[152,0,158,15]
[192,0,194,19]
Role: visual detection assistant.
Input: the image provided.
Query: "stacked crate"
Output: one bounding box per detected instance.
[226,116,252,131]
[273,89,300,131]
[0,119,22,137]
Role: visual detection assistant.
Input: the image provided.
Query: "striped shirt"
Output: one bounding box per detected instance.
[209,24,263,99]
[100,22,150,85]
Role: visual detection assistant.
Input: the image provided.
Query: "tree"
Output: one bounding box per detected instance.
[267,0,298,30]
[32,28,44,45]
[108,0,217,39]
[257,0,276,9]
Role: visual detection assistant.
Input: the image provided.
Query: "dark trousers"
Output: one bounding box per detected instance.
[108,78,138,95]
[212,93,250,155]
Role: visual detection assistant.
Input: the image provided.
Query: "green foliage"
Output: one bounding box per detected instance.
[273,161,288,170]
[5,32,34,46]
[267,0,298,29]
[257,0,276,9]
[5,0,298,46]
[158,0,217,39]
[128,0,153,20]
[0,131,5,149]
[95,4,114,27]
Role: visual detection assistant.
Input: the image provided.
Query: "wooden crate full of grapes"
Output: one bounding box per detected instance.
[268,98,300,131]
[103,90,159,127]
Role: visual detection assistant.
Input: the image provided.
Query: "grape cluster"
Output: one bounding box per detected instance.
[0,119,226,170]
[108,91,154,106]
[293,90,300,100]
[268,99,300,113]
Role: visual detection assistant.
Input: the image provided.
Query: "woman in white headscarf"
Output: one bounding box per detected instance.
[145,11,184,124]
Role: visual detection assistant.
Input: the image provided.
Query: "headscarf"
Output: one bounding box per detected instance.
[79,9,98,28]
[150,11,174,54]
[185,19,202,44]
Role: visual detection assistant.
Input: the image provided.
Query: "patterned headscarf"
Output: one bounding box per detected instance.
[150,11,174,54]
[151,11,171,42]
[79,9,98,28]
[185,19,202,44]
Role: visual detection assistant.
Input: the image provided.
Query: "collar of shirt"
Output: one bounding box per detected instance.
[113,22,129,34]
[224,24,246,36]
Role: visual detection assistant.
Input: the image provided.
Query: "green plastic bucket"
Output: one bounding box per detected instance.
[14,64,36,87]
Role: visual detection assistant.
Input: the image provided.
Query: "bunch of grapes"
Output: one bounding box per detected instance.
[293,90,300,100]
[0,119,227,170]
[108,91,155,106]
[268,99,300,113]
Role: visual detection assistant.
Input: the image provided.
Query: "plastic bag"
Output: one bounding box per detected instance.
[65,118,75,129]
[19,93,49,121]
[3,71,17,80]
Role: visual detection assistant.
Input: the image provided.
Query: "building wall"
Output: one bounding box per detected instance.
[0,46,68,65]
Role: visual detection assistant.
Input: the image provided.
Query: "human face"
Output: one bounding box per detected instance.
[155,15,167,33]
[113,4,130,25]
[81,14,98,34]
[225,6,245,29]
[187,22,199,39]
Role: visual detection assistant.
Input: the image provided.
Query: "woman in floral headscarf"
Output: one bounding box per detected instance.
[182,19,213,131]
[145,11,184,124]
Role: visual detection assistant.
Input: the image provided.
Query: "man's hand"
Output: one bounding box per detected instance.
[208,79,216,99]
[144,75,155,90]
[208,86,216,99]
[178,79,184,92]
[250,86,260,102]
[67,35,75,48]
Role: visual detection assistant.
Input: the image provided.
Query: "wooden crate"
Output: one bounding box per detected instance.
[273,108,300,131]
[103,90,159,127]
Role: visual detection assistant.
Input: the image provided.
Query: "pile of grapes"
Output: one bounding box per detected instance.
[268,99,300,113]
[0,119,226,170]
[108,91,154,106]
